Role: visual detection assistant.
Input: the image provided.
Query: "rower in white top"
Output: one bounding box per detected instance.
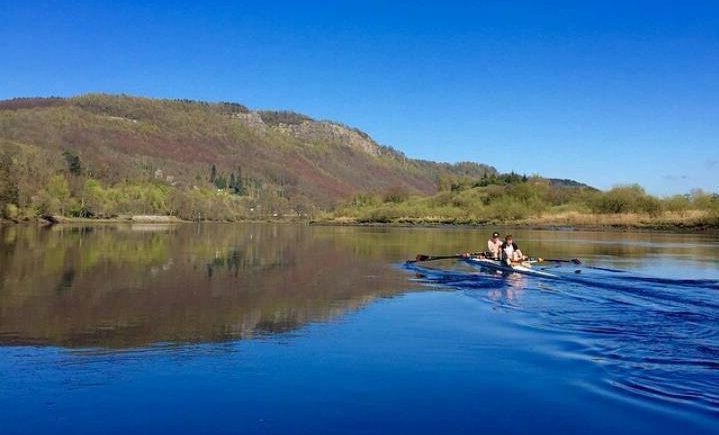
[487,232,503,260]
[501,234,526,265]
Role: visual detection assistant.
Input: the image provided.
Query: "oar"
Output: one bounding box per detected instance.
[407,253,481,264]
[407,254,461,264]
[540,258,582,264]
[539,257,623,272]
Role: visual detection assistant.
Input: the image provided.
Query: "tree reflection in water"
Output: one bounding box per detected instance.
[0,224,410,348]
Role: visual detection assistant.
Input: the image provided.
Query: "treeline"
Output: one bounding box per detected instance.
[0,148,311,222]
[328,175,719,227]
[257,110,313,126]
[437,171,531,192]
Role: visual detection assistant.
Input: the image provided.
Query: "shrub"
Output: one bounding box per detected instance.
[3,203,18,220]
[487,197,530,220]
[662,195,691,215]
[591,185,647,214]
[382,186,409,203]
[637,195,662,216]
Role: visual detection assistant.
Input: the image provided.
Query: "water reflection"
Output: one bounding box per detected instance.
[0,224,410,348]
[2,224,718,435]
[1,224,717,349]
[487,272,527,306]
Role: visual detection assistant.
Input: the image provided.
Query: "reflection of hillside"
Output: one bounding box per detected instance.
[2,225,715,349]
[0,224,407,348]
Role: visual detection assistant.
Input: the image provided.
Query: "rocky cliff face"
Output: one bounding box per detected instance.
[274,120,382,157]
[233,111,381,157]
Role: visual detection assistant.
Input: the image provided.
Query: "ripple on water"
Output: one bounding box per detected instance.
[404,262,719,418]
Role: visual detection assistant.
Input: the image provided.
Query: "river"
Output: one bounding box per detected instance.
[0,223,717,434]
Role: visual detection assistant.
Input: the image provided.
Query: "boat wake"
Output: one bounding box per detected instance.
[403,261,719,419]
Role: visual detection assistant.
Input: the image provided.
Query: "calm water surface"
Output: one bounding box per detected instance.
[0,224,717,434]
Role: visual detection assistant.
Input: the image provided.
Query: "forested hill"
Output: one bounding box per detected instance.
[0,94,496,219]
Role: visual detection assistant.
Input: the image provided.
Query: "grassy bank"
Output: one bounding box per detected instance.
[317,179,719,232]
[313,210,718,232]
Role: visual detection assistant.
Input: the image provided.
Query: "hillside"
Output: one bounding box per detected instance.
[0,94,496,220]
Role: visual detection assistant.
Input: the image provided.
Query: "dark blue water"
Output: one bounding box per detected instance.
[0,225,717,434]
[407,261,719,425]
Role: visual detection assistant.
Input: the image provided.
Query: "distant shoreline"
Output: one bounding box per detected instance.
[311,210,719,234]
[0,215,304,226]
[308,220,719,234]
[2,215,717,235]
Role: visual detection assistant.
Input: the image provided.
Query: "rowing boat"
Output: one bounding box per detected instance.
[463,257,559,278]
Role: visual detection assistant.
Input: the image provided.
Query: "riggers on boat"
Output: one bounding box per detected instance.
[463,256,559,278]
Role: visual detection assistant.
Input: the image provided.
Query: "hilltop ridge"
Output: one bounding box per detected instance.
[0,94,496,219]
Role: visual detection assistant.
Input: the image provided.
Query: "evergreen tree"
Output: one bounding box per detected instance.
[210,164,217,184]
[233,166,246,195]
[62,151,82,176]
[214,174,227,190]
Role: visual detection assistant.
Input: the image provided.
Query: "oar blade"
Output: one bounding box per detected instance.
[408,253,465,263]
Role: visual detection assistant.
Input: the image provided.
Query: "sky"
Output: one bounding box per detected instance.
[1,0,717,195]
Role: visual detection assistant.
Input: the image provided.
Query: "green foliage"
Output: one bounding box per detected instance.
[486,196,531,220]
[0,93,505,215]
[3,203,19,220]
[382,186,409,203]
[690,189,719,212]
[258,110,313,126]
[590,185,662,215]
[438,171,529,192]
[1,94,716,225]
[663,194,691,214]
[43,175,71,215]
[62,150,82,176]
[333,177,717,225]
[0,152,19,212]
[214,174,227,190]
[348,193,380,208]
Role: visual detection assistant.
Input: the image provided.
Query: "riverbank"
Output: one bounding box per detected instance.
[312,210,719,233]
[3,211,717,234]
[0,214,307,226]
[0,214,186,225]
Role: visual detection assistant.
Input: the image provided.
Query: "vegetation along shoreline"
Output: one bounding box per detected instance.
[1,95,717,231]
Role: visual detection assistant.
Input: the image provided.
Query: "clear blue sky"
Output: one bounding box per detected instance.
[2,1,717,195]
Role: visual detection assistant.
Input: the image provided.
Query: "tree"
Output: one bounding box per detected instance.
[0,152,20,218]
[382,186,409,203]
[0,153,19,204]
[46,175,71,215]
[214,174,227,190]
[229,173,236,191]
[210,164,217,184]
[62,150,82,176]
[82,179,106,217]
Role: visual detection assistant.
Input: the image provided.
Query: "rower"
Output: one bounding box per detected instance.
[501,235,525,265]
[487,232,502,260]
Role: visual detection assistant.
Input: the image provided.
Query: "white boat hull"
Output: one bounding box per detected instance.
[464,257,558,278]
